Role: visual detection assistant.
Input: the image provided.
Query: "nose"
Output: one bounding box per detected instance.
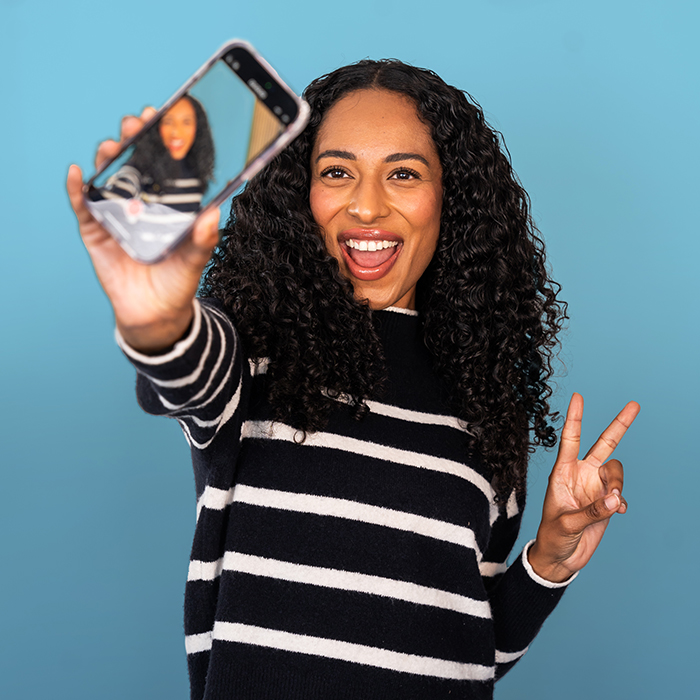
[346,178,390,224]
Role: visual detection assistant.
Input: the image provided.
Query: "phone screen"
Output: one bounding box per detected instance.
[85,44,305,263]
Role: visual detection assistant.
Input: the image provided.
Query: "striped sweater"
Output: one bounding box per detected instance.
[119,299,574,700]
[102,161,204,213]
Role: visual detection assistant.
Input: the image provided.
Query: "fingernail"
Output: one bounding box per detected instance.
[605,493,619,510]
[612,488,621,496]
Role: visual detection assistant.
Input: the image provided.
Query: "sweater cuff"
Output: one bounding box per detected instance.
[521,539,579,589]
[115,299,201,366]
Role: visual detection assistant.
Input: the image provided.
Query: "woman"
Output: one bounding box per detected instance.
[100,94,215,214]
[67,60,638,700]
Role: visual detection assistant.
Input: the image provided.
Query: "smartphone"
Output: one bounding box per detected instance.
[84,40,310,264]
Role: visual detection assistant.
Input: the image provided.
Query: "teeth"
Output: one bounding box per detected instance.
[346,239,399,251]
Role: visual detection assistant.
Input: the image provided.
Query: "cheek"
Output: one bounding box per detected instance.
[309,183,337,228]
[309,185,339,254]
[405,190,442,237]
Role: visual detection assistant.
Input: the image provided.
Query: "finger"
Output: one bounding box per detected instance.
[555,392,583,465]
[177,207,220,270]
[140,105,157,122]
[120,115,145,142]
[95,139,121,169]
[599,458,624,494]
[559,491,621,535]
[120,106,157,141]
[600,459,628,513]
[192,206,221,251]
[66,164,92,225]
[584,401,640,466]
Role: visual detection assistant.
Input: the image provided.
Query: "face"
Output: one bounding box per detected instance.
[310,89,443,310]
[159,98,197,161]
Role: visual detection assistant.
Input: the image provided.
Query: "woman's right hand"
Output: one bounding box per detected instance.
[67,108,220,354]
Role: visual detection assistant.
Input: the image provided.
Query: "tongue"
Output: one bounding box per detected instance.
[346,246,396,268]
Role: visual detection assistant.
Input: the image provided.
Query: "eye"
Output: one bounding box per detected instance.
[389,167,421,181]
[320,166,351,179]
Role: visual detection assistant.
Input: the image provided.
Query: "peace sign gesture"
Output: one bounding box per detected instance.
[528,393,640,583]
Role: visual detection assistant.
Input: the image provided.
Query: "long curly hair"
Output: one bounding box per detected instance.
[202,60,567,499]
[129,95,215,189]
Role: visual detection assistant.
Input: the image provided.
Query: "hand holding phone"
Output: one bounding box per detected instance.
[67,134,220,354]
[67,41,308,352]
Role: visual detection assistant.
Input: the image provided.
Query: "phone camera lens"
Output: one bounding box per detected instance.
[273,106,283,115]
[281,114,290,124]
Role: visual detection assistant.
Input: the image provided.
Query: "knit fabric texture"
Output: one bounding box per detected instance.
[119,299,573,700]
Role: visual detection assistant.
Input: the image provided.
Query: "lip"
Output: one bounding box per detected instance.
[338,228,403,281]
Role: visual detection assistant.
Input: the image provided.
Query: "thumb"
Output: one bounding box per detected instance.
[192,206,221,254]
[560,491,621,535]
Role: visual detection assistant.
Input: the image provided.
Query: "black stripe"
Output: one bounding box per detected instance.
[214,572,495,665]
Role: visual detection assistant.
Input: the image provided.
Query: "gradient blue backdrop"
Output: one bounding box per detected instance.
[1,1,697,698]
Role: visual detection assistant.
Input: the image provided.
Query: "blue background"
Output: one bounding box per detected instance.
[1,1,697,698]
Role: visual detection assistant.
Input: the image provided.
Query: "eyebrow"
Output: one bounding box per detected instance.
[316,149,355,162]
[384,152,429,167]
[315,150,430,167]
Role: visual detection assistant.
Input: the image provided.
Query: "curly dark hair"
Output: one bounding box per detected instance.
[202,59,567,499]
[129,94,215,189]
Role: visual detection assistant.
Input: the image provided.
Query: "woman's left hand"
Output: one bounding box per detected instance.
[528,393,640,583]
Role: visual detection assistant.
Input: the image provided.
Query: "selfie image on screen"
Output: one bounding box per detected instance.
[86,57,285,263]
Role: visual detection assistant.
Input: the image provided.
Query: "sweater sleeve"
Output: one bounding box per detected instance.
[116,298,246,451]
[479,490,578,680]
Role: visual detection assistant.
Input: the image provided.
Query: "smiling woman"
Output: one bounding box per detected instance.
[68,58,639,700]
[310,89,443,310]
[99,95,215,214]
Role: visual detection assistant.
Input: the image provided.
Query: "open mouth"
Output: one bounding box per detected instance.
[339,231,402,281]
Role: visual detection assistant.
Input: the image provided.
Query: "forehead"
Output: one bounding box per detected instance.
[313,89,437,158]
[165,98,195,119]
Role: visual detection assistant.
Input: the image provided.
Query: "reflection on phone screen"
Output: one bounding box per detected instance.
[86,53,288,263]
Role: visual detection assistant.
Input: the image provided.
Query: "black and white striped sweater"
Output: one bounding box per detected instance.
[103,161,204,213]
[119,299,574,700]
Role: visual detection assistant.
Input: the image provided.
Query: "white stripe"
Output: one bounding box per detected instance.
[383,306,418,316]
[196,485,235,520]
[242,420,496,522]
[179,375,243,450]
[100,189,134,201]
[167,178,201,187]
[156,311,231,411]
[188,558,224,581]
[478,560,508,577]
[506,490,519,519]
[106,166,141,195]
[495,647,528,664]
[185,631,212,654]
[149,308,214,388]
[365,400,468,432]
[116,299,202,366]
[221,551,490,617]
[212,622,494,681]
[142,192,203,204]
[234,485,482,559]
[319,388,467,434]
